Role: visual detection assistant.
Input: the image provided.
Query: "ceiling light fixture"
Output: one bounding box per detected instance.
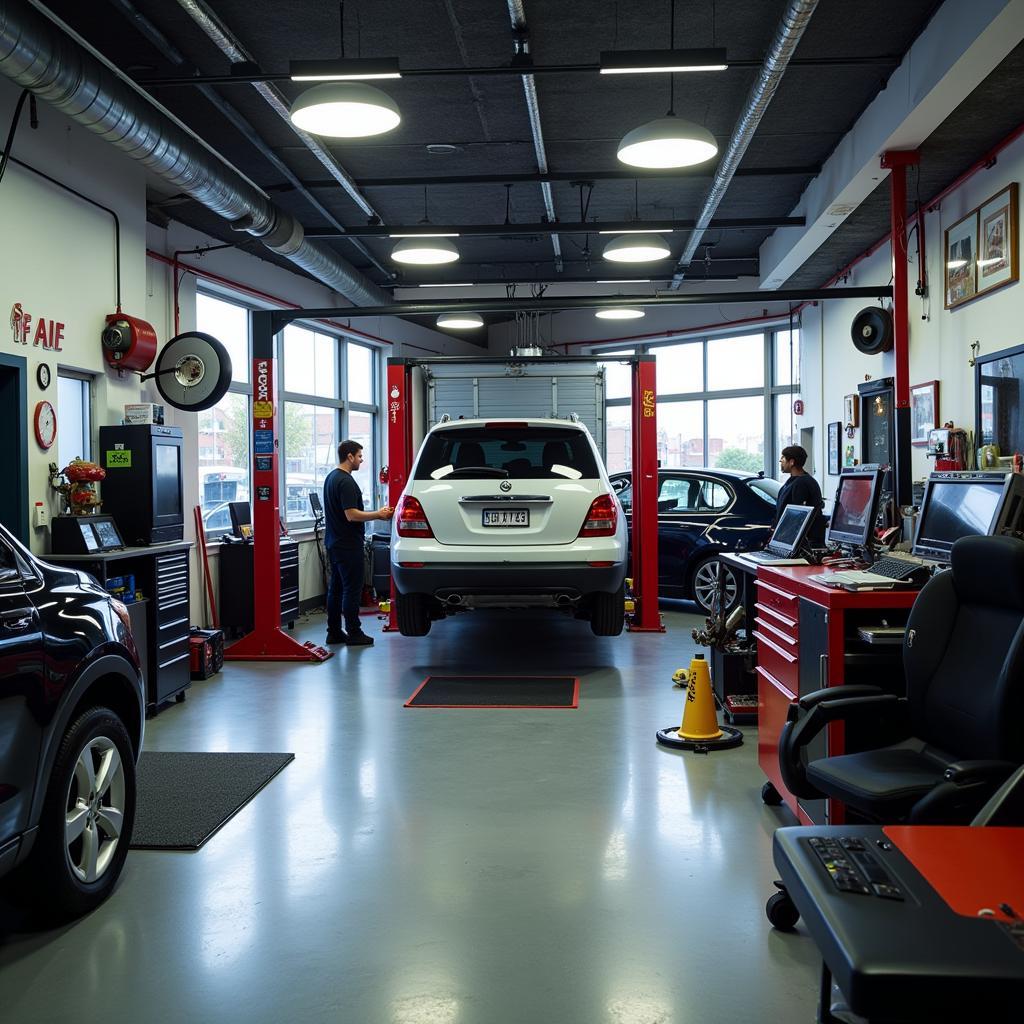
[289,82,401,137]
[603,232,671,263]
[392,188,461,264]
[289,58,402,81]
[595,308,646,320]
[437,313,484,329]
[598,228,673,235]
[615,2,719,169]
[599,48,728,74]
[389,232,460,238]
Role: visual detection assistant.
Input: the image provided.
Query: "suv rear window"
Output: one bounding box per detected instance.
[414,425,600,480]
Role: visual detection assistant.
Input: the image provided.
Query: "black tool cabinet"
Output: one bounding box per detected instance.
[48,541,192,714]
[218,538,299,636]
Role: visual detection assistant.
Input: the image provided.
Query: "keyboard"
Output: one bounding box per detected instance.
[865,556,930,582]
[742,550,809,565]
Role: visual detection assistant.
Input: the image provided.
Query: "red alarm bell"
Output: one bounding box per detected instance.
[101,312,158,371]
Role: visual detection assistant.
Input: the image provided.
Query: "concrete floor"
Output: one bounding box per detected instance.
[0,604,821,1024]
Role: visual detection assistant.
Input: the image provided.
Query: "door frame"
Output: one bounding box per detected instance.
[0,353,29,544]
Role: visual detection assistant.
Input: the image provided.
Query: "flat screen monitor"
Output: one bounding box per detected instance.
[229,501,252,539]
[826,468,882,549]
[154,441,183,522]
[912,473,1007,562]
[768,504,814,556]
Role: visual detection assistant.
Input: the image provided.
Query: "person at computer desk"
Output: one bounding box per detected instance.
[775,445,826,548]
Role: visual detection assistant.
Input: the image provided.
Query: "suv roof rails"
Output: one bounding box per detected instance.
[568,412,580,423]
[438,413,451,423]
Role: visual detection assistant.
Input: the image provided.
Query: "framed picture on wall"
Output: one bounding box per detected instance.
[843,393,859,429]
[976,183,1019,298]
[945,210,978,309]
[910,380,940,445]
[827,421,841,475]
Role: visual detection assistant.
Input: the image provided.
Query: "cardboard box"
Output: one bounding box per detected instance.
[123,403,164,425]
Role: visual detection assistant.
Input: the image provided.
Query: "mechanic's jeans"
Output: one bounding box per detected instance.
[327,544,365,634]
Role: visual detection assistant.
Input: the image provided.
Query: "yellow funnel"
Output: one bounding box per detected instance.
[679,654,723,741]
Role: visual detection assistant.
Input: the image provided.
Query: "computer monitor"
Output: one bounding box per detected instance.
[826,468,882,549]
[767,504,815,556]
[912,472,1008,563]
[228,501,252,539]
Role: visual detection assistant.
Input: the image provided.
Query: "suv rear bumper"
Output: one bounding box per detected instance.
[393,560,626,598]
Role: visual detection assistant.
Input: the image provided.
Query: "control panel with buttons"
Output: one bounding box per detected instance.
[804,836,905,900]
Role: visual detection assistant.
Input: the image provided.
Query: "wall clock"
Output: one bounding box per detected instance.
[34,400,57,450]
[37,362,51,390]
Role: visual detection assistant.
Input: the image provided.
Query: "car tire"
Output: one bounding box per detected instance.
[396,592,432,637]
[590,589,625,636]
[30,706,137,918]
[690,554,739,615]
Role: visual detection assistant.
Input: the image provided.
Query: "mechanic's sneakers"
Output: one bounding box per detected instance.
[346,630,374,646]
[325,630,348,645]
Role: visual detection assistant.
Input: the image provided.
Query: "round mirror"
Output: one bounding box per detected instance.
[152,332,233,411]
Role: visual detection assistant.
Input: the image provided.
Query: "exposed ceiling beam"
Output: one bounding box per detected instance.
[133,55,902,88]
[307,217,804,238]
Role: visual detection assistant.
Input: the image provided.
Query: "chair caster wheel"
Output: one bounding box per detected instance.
[766,889,800,931]
[175,691,186,704]
[761,781,783,806]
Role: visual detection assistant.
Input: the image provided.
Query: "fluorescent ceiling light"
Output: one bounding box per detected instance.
[595,308,646,320]
[596,279,650,284]
[437,313,484,329]
[289,58,402,81]
[617,115,718,169]
[389,232,460,238]
[392,236,460,265]
[603,233,671,263]
[419,282,475,287]
[598,228,673,235]
[600,48,728,74]
[289,82,401,138]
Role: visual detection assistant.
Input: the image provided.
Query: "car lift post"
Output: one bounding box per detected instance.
[225,309,331,661]
[383,359,414,631]
[627,354,664,632]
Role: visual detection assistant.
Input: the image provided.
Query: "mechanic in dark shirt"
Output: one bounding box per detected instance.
[775,444,826,548]
[323,439,392,646]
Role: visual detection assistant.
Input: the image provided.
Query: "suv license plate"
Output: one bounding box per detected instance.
[482,509,529,527]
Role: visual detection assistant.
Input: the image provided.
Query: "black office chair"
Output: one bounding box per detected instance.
[779,534,1024,825]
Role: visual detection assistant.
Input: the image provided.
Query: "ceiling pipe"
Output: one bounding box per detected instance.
[670,0,820,288]
[174,0,382,224]
[0,0,389,306]
[506,1,563,273]
[105,0,391,279]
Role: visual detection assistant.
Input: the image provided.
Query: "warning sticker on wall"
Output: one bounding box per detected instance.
[256,485,272,501]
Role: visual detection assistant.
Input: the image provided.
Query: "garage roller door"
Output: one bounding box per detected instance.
[427,362,606,457]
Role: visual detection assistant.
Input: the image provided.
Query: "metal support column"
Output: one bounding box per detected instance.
[627,355,664,632]
[383,359,415,632]
[880,149,919,509]
[225,310,331,661]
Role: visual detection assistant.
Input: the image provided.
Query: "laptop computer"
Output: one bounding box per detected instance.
[741,504,815,566]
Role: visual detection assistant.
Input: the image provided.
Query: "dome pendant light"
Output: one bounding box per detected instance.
[289,82,401,138]
[603,232,671,263]
[596,307,646,320]
[391,188,461,265]
[437,313,484,329]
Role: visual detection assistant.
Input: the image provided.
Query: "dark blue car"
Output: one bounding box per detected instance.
[609,468,780,612]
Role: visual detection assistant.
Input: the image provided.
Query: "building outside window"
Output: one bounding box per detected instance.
[57,372,91,471]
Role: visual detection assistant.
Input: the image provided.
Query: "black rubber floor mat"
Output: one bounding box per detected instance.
[130,751,294,850]
[405,675,579,708]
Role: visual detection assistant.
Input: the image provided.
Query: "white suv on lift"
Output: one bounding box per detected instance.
[391,417,627,637]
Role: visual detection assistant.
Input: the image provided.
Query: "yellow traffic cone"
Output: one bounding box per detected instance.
[657,654,743,751]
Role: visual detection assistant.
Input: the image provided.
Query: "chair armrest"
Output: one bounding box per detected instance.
[797,684,885,711]
[778,695,909,801]
[943,760,1019,784]
[909,761,1020,824]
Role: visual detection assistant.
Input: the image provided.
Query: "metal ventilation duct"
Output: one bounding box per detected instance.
[0,0,389,307]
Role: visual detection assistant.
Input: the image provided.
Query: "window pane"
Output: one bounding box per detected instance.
[654,343,702,396]
[708,396,764,473]
[347,344,373,404]
[707,333,764,391]
[284,403,338,521]
[658,401,704,468]
[606,405,632,473]
[198,392,251,532]
[196,293,249,385]
[346,410,375,508]
[57,376,90,468]
[775,393,799,467]
[602,350,634,401]
[284,325,336,398]
[774,329,801,387]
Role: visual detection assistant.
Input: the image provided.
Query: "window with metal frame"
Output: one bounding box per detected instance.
[56,371,92,470]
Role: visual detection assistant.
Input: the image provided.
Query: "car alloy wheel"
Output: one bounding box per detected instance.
[692,558,737,614]
[65,735,127,884]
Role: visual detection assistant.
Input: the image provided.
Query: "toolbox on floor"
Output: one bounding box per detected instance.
[189,627,225,680]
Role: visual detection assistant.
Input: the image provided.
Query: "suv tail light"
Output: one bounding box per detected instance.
[578,493,618,538]
[396,495,434,538]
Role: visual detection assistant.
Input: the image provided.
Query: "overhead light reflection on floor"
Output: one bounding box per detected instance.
[391,993,460,1024]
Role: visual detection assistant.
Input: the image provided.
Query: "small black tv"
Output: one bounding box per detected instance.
[228,501,252,539]
[826,468,882,549]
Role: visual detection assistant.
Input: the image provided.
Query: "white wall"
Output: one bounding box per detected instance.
[798,129,1024,499]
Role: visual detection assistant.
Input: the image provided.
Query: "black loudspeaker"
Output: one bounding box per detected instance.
[851,306,894,355]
